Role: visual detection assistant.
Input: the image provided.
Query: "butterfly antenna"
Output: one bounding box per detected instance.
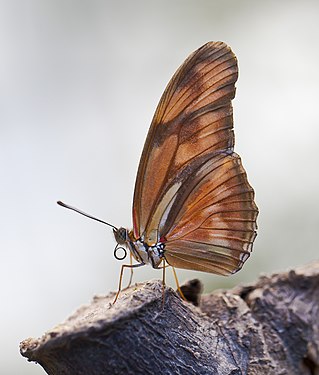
[57,201,118,231]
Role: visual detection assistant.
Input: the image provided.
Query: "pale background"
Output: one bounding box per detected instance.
[1,0,319,373]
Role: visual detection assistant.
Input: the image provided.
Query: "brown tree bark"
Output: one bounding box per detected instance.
[20,261,319,375]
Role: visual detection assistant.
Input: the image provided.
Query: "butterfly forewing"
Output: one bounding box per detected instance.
[132,41,258,275]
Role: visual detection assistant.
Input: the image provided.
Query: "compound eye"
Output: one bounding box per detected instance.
[118,228,127,241]
[114,227,127,245]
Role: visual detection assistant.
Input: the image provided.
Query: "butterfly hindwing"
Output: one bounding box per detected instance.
[164,153,258,275]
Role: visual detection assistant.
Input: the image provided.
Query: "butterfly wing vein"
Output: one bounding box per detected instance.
[132,41,258,275]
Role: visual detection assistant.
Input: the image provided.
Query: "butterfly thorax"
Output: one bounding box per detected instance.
[114,227,165,269]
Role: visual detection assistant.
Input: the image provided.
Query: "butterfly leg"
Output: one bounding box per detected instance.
[171,266,187,301]
[123,253,134,290]
[113,262,145,304]
[161,259,166,308]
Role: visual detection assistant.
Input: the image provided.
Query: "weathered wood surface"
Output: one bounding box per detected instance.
[20,261,319,375]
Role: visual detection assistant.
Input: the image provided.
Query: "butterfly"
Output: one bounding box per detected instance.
[58,41,258,302]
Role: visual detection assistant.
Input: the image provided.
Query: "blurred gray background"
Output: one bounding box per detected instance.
[1,0,319,373]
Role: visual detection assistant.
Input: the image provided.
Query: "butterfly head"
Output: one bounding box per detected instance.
[112,227,131,261]
[113,227,128,245]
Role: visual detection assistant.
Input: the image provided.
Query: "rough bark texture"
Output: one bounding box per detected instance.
[20,261,319,375]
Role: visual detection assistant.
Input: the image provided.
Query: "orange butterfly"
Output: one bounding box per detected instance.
[59,41,258,302]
